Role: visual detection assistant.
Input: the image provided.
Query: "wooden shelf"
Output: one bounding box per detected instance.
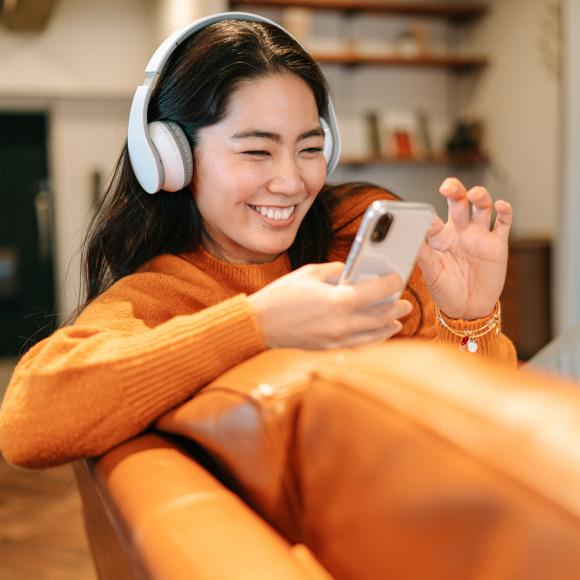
[311,53,488,71]
[339,153,489,166]
[231,1,488,22]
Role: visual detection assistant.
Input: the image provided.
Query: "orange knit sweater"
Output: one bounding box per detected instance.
[0,188,516,468]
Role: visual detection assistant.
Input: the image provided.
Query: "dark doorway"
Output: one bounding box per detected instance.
[0,113,55,357]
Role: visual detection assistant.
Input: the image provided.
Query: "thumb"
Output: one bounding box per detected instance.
[416,241,441,286]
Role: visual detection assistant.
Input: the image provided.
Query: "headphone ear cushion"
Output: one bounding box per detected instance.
[149,121,194,192]
[166,121,194,185]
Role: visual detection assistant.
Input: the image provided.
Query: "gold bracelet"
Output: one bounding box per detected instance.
[435,302,501,353]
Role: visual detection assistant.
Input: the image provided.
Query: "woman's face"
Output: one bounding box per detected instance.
[191,73,327,264]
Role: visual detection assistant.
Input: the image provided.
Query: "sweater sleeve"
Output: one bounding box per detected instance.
[0,294,266,468]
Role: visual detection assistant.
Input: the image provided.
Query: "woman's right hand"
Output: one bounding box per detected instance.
[247,262,412,350]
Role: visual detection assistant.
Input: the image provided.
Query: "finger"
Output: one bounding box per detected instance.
[303,261,345,284]
[467,186,493,229]
[440,177,470,228]
[352,299,412,333]
[343,272,404,309]
[416,241,442,286]
[492,200,513,241]
[342,320,403,349]
[426,214,445,238]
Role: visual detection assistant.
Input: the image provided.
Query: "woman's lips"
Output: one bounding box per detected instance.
[249,204,296,221]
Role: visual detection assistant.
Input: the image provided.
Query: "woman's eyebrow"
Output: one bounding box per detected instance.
[298,128,325,140]
[230,130,281,142]
[230,127,325,142]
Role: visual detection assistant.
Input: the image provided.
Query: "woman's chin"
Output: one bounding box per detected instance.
[244,240,295,264]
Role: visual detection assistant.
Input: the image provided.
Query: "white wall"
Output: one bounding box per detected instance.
[49,98,133,316]
[555,0,580,333]
[153,0,227,46]
[0,0,153,98]
[457,0,560,238]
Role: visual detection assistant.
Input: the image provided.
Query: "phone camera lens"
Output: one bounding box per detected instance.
[371,213,393,243]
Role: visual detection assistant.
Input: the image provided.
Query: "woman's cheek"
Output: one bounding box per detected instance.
[305,158,327,193]
[235,163,269,192]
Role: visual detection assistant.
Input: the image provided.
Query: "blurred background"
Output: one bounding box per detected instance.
[0,0,578,577]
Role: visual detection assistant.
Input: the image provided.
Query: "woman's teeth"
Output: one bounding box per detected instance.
[252,205,295,221]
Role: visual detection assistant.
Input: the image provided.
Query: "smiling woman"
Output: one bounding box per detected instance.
[193,74,326,265]
[0,14,516,469]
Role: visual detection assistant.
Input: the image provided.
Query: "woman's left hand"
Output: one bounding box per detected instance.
[416,177,513,320]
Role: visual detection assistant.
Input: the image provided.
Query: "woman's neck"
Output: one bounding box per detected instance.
[201,239,281,265]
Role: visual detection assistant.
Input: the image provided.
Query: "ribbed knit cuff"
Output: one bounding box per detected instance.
[115,294,266,429]
[436,306,502,364]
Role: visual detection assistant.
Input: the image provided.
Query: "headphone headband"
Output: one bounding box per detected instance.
[146,13,276,73]
[128,12,341,193]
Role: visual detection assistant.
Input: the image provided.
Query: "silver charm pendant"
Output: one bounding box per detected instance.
[459,336,469,352]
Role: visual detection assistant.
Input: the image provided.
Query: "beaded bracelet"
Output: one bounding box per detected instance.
[434,302,501,353]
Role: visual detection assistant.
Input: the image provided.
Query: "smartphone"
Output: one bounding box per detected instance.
[339,200,435,303]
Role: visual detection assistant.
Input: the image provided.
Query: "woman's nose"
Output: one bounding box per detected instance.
[267,155,303,196]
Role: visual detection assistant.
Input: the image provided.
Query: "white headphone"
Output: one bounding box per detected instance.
[127,12,341,194]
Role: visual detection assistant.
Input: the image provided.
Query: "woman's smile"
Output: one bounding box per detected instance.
[248,204,296,223]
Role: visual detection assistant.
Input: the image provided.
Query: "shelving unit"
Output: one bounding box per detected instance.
[310,54,487,71]
[232,1,488,21]
[340,152,488,167]
[230,0,490,169]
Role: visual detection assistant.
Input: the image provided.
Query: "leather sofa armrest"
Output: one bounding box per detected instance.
[156,340,580,580]
[78,433,332,580]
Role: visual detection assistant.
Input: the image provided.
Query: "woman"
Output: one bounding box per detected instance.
[0,16,515,469]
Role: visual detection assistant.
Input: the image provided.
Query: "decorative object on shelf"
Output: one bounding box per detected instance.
[375,108,426,160]
[446,119,485,162]
[394,23,430,59]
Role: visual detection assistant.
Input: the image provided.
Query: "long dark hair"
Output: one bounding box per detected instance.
[80,19,331,310]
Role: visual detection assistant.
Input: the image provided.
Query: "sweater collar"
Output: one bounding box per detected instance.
[181,246,292,293]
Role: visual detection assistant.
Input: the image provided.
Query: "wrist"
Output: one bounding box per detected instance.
[436,302,502,353]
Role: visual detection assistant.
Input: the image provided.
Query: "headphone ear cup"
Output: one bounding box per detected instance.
[148,121,194,192]
[319,116,333,166]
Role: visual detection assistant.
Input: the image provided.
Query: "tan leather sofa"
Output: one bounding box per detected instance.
[75,341,580,580]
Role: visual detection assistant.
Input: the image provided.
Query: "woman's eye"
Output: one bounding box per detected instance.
[302,147,324,154]
[243,150,270,157]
